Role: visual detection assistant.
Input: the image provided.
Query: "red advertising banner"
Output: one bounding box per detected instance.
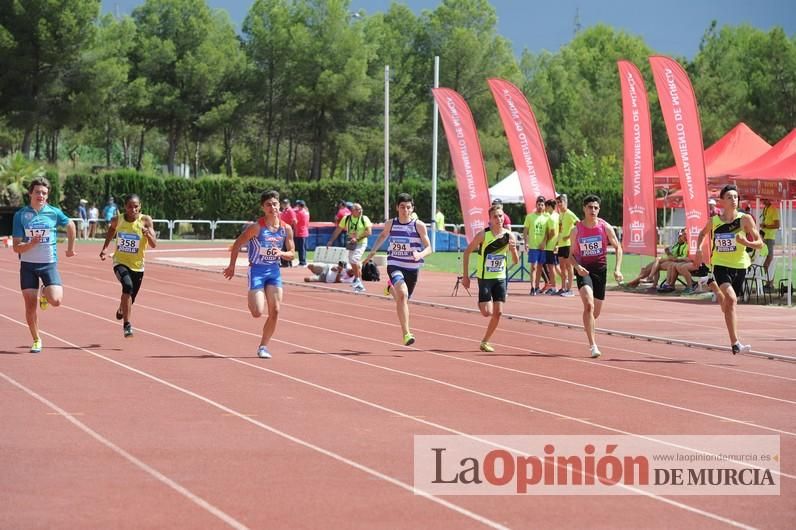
[487,79,556,213]
[432,87,491,241]
[649,56,710,257]
[617,61,657,256]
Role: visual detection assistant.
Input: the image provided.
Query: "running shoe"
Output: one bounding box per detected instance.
[123,322,133,338]
[257,345,272,359]
[353,283,366,293]
[39,294,49,311]
[560,290,575,298]
[590,345,602,359]
[479,341,495,353]
[545,288,557,295]
[403,333,416,346]
[731,342,751,355]
[383,283,392,296]
[30,338,42,353]
[116,308,123,320]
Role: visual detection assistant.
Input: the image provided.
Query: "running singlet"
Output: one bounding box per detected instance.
[114,214,148,272]
[248,218,286,267]
[386,218,424,270]
[476,230,511,280]
[572,219,609,268]
[12,204,70,263]
[711,213,751,270]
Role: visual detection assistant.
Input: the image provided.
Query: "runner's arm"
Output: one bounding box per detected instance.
[363,219,393,263]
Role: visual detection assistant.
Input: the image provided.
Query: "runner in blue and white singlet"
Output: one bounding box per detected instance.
[363,193,432,346]
[247,218,287,289]
[224,191,295,359]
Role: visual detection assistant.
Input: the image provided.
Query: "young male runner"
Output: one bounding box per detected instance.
[224,190,295,359]
[100,194,157,338]
[461,204,519,352]
[12,177,76,353]
[563,194,623,358]
[364,193,432,345]
[695,184,762,354]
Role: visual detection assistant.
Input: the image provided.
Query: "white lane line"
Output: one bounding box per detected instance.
[0,312,757,530]
[0,370,248,530]
[44,265,796,397]
[0,314,508,530]
[64,261,796,382]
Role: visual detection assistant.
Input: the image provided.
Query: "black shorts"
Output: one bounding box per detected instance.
[477,278,507,303]
[712,265,746,296]
[557,245,571,259]
[575,266,607,300]
[114,264,145,303]
[387,265,419,298]
[544,250,558,265]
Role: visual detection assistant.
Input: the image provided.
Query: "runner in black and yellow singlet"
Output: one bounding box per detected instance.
[696,184,763,355]
[100,194,157,338]
[461,204,519,352]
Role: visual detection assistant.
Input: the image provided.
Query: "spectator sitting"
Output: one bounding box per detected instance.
[304,261,356,284]
[657,230,692,292]
[625,257,663,288]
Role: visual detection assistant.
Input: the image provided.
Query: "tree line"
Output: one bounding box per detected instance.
[1,0,794,192]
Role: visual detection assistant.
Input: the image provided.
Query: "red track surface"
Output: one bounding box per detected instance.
[1,242,794,529]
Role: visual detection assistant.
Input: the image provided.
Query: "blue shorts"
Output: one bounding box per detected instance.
[20,261,62,290]
[528,249,546,265]
[248,264,283,290]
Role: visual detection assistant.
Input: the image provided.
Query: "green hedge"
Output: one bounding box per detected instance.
[58,171,623,229]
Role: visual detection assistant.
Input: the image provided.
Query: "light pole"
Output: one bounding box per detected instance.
[430,56,440,250]
[384,65,390,222]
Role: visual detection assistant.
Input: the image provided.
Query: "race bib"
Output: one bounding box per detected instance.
[25,224,51,243]
[258,245,281,261]
[578,235,603,256]
[715,232,737,252]
[389,237,412,257]
[485,253,506,273]
[117,232,141,254]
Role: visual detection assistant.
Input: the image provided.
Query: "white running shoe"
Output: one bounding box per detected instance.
[590,345,602,359]
[257,345,272,359]
[731,342,751,355]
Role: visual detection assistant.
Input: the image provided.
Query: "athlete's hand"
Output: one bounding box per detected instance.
[460,276,470,289]
[223,265,235,279]
[614,270,624,283]
[66,248,76,258]
[99,249,108,261]
[412,250,423,261]
[28,234,43,246]
[575,265,589,277]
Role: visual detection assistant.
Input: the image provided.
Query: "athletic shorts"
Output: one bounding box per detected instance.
[113,264,145,302]
[557,245,571,259]
[528,249,546,265]
[248,264,283,290]
[544,250,558,265]
[575,266,608,300]
[386,265,419,298]
[20,261,61,290]
[478,278,507,303]
[712,265,746,296]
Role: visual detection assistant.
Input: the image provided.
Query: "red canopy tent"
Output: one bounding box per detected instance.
[655,122,772,189]
[719,128,796,180]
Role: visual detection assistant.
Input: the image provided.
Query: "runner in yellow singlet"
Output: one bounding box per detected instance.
[695,184,763,355]
[461,204,519,352]
[100,194,157,338]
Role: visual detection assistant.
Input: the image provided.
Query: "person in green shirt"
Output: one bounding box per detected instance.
[555,194,579,296]
[523,196,549,295]
[434,207,446,231]
[696,184,763,355]
[542,199,560,294]
[327,202,372,292]
[461,204,519,352]
[759,198,780,289]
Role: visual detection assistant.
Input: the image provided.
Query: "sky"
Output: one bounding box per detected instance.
[102,0,795,58]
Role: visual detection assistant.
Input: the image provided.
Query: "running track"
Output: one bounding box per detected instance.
[1,242,794,529]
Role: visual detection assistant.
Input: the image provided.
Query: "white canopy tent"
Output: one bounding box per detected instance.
[488,171,525,203]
